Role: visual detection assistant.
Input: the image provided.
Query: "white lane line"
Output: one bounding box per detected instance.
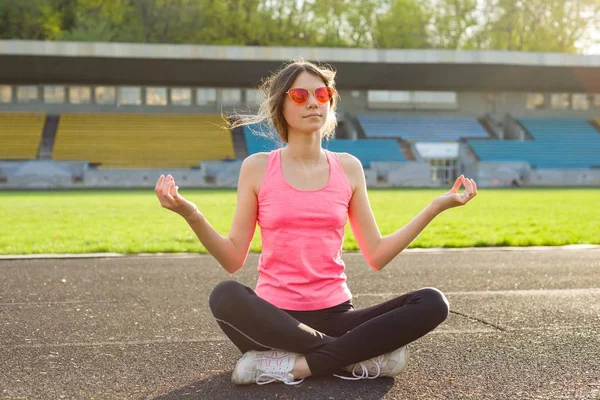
[353,288,600,297]
[5,337,228,348]
[0,300,143,307]
[4,325,595,349]
[4,288,598,307]
[0,244,598,260]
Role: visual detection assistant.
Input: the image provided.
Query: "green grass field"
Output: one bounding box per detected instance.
[2,188,598,255]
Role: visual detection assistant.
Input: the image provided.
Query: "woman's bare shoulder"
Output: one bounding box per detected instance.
[241,152,270,192]
[332,152,362,191]
[243,152,269,170]
[335,152,361,169]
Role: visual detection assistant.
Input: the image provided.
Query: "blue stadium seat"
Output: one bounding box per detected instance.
[243,124,406,167]
[357,115,489,141]
[469,117,600,169]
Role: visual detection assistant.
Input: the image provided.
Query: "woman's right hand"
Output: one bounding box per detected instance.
[155,174,199,221]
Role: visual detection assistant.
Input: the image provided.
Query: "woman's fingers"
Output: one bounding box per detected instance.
[162,175,175,196]
[466,177,474,196]
[164,181,176,202]
[156,175,174,203]
[156,174,190,214]
[450,175,464,193]
[155,174,165,192]
[461,178,477,204]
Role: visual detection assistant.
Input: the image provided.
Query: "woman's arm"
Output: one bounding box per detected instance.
[342,154,477,270]
[155,153,266,274]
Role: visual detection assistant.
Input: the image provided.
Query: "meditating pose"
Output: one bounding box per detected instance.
[155,59,478,386]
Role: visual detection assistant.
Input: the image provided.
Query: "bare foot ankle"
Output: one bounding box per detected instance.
[291,355,312,379]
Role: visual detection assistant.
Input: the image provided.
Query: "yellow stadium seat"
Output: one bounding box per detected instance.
[53,114,235,168]
[0,112,45,160]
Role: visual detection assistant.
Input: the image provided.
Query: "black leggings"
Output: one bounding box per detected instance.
[209,280,449,377]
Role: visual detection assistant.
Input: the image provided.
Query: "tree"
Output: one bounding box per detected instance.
[0,0,597,53]
[0,0,67,40]
[428,0,479,49]
[474,0,600,53]
[374,0,431,49]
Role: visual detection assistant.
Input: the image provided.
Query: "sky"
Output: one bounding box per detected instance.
[578,29,600,55]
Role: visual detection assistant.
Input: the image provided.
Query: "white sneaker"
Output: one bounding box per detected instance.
[231,349,304,385]
[335,345,409,380]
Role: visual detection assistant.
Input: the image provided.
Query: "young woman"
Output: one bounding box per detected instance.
[155,59,477,386]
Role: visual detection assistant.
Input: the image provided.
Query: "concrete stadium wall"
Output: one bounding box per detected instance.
[369,161,434,187]
[474,162,531,187]
[332,91,600,119]
[490,92,600,118]
[83,169,206,188]
[2,88,598,120]
[1,160,598,190]
[528,168,600,186]
[0,160,86,188]
[0,102,233,115]
[0,161,243,189]
[342,91,493,116]
[473,162,600,187]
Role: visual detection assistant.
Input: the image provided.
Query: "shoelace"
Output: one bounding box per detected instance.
[256,371,305,385]
[253,354,305,385]
[334,355,384,381]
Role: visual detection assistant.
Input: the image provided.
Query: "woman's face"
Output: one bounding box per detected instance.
[282,71,331,136]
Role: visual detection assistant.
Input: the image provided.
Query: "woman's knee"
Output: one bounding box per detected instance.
[208,280,248,318]
[418,287,450,323]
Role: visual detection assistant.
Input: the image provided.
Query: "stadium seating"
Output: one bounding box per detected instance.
[0,112,45,160]
[243,124,406,167]
[357,115,489,141]
[322,139,406,167]
[243,123,281,154]
[53,114,235,168]
[469,117,600,169]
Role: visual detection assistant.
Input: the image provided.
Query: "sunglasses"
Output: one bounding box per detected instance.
[286,86,335,105]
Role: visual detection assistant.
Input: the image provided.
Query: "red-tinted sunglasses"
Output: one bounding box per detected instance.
[286,86,335,105]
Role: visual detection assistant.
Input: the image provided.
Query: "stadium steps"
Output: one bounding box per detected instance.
[477,116,499,139]
[0,112,45,160]
[346,113,367,139]
[52,113,235,168]
[334,119,353,139]
[38,114,59,160]
[590,119,600,134]
[513,118,535,140]
[398,139,417,160]
[230,125,249,159]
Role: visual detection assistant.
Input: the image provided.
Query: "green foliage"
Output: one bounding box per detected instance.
[0,0,597,52]
[467,0,600,52]
[428,0,479,49]
[374,0,430,48]
[0,188,598,255]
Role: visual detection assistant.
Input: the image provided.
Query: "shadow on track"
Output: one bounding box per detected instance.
[153,371,396,400]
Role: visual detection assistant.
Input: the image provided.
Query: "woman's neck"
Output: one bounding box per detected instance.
[284,131,322,164]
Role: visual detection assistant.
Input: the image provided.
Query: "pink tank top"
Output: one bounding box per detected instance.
[255,148,353,311]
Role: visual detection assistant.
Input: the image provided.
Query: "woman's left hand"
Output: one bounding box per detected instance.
[432,175,478,213]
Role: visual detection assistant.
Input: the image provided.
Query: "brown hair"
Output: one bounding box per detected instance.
[228,58,340,145]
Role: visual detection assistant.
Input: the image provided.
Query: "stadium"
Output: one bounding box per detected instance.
[1,40,599,189]
[1,3,600,398]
